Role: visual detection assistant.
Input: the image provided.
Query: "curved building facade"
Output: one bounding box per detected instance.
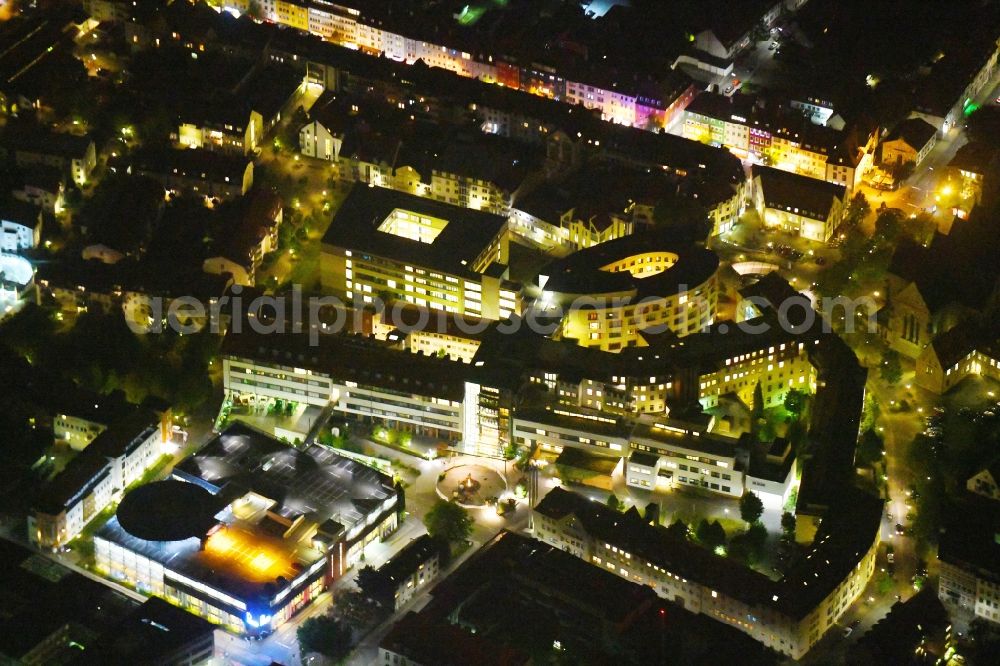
[529,235,720,351]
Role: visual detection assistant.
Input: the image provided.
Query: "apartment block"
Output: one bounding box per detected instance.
[320,185,518,320]
[29,407,171,551]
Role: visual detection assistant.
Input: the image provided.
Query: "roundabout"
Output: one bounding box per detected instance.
[435,464,507,509]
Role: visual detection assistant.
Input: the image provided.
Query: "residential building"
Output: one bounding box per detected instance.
[0,15,86,119]
[29,406,172,551]
[914,321,1000,394]
[302,93,539,215]
[2,127,97,186]
[534,485,882,660]
[2,350,133,451]
[54,412,108,452]
[97,423,399,636]
[35,258,232,324]
[911,33,1000,134]
[509,162,688,253]
[751,165,847,243]
[221,326,470,442]
[203,187,284,286]
[879,118,938,168]
[967,463,1000,502]
[938,498,1000,624]
[368,534,442,611]
[115,147,254,202]
[693,1,786,62]
[526,234,720,351]
[682,92,875,193]
[379,611,529,666]
[82,0,134,23]
[850,589,953,666]
[320,185,519,320]
[946,141,1000,209]
[0,538,222,665]
[174,60,306,155]
[12,165,65,214]
[0,200,42,253]
[74,597,225,666]
[220,0,697,132]
[177,106,263,155]
[379,531,777,665]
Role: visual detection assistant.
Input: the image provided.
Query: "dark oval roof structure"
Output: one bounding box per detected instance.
[535,234,720,299]
[116,480,220,542]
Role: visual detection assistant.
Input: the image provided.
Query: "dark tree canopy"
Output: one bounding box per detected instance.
[739,491,765,525]
[695,519,727,549]
[297,616,352,660]
[423,499,473,545]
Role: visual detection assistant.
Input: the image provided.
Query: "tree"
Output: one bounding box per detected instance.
[890,159,915,184]
[780,511,796,540]
[905,213,937,246]
[502,441,520,461]
[356,566,393,607]
[605,493,623,512]
[695,519,727,549]
[856,428,885,467]
[652,192,711,242]
[757,419,777,443]
[965,106,1000,149]
[783,389,807,417]
[297,616,352,660]
[423,499,472,545]
[843,192,871,228]
[751,381,764,423]
[873,209,904,248]
[394,481,406,516]
[967,619,1000,665]
[665,519,689,540]
[739,491,764,525]
[880,348,903,385]
[246,0,264,20]
[728,523,768,565]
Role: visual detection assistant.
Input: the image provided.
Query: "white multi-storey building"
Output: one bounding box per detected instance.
[29,407,170,550]
[534,486,882,660]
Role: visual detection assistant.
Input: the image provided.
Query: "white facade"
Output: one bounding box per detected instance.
[223,356,464,439]
[940,560,1000,624]
[30,417,166,550]
[299,120,340,161]
[1,217,41,252]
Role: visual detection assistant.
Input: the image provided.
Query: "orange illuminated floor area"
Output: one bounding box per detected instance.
[200,526,304,583]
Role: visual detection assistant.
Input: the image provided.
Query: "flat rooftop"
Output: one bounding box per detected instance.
[34,407,162,515]
[631,421,739,461]
[536,485,883,620]
[96,424,400,610]
[97,510,322,609]
[0,538,139,662]
[536,233,719,300]
[174,422,397,534]
[321,184,508,277]
[222,325,472,401]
